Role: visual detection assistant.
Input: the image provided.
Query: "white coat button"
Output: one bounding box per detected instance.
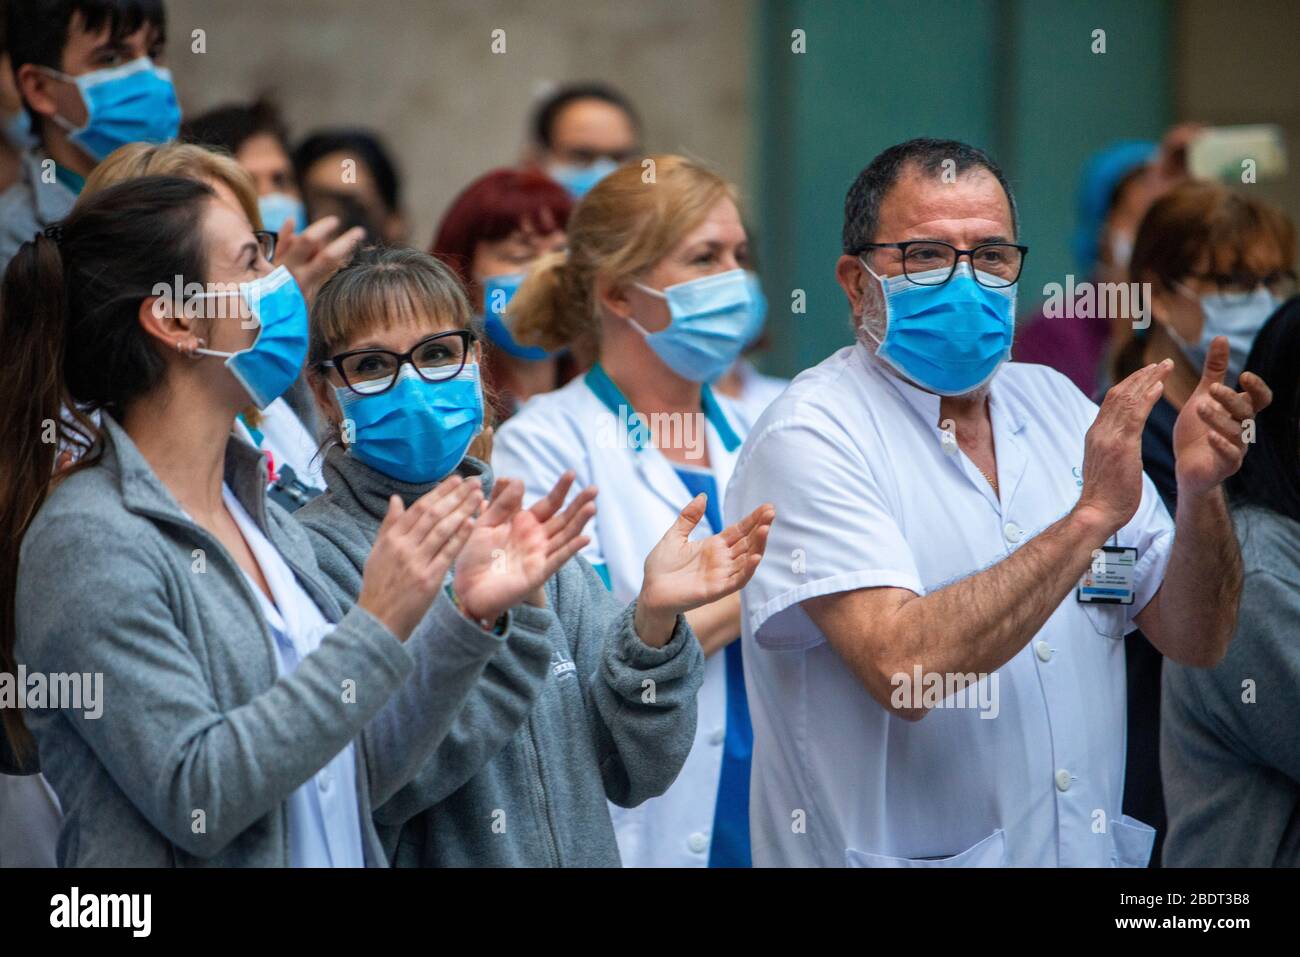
[710,728,725,746]
[1055,769,1072,792]
[1035,641,1052,662]
[687,832,709,854]
[1003,522,1023,544]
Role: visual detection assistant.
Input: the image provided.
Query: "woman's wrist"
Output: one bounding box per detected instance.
[633,596,677,649]
[447,580,507,634]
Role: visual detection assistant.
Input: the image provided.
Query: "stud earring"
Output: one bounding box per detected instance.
[175,336,207,357]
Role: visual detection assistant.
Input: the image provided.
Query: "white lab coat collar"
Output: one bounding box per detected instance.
[859,343,1031,514]
[581,365,743,533]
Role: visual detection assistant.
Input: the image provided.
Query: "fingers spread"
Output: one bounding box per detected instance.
[530,470,576,523]
[546,502,596,557]
[1208,383,1254,421]
[545,485,597,538]
[1196,397,1246,447]
[481,479,523,527]
[421,489,483,552]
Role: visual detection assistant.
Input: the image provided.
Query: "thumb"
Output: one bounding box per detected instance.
[1199,335,1230,388]
[671,493,707,537]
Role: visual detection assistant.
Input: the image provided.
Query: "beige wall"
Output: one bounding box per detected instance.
[1176,0,1300,253]
[166,0,752,245]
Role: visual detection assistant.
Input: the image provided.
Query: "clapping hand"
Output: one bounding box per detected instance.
[452,471,597,625]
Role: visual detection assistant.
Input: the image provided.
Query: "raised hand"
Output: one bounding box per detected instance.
[273,214,366,305]
[1075,359,1172,536]
[452,471,597,625]
[356,475,483,641]
[1173,336,1273,498]
[635,495,776,647]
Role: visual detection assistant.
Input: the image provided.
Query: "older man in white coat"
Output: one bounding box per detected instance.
[726,137,1270,868]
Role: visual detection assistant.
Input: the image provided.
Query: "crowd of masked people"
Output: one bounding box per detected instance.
[0,0,1297,870]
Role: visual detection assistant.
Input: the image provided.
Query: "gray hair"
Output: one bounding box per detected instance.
[842,138,1019,254]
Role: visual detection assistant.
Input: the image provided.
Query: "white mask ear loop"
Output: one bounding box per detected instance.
[855,256,888,348]
[171,286,247,360]
[626,281,668,338]
[33,66,85,135]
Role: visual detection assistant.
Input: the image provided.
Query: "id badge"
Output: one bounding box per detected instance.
[1077,546,1137,605]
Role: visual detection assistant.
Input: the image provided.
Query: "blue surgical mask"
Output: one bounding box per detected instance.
[482,272,550,360]
[193,266,310,409]
[630,269,767,383]
[41,56,181,162]
[547,157,619,199]
[860,260,1016,396]
[2,109,37,151]
[336,362,484,484]
[1171,282,1278,381]
[258,192,308,233]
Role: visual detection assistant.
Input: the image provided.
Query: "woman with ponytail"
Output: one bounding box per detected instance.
[494,154,772,867]
[0,176,533,866]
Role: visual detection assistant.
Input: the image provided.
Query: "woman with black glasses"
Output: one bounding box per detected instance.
[297,245,774,866]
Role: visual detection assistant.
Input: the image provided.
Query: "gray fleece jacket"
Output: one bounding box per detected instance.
[294,445,704,866]
[15,415,540,867]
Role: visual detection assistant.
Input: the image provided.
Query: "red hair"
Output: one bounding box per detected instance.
[430,168,573,284]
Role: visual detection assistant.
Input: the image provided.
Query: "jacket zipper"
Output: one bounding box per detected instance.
[523,716,561,867]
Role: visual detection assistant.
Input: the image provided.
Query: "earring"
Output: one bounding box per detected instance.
[175,336,207,357]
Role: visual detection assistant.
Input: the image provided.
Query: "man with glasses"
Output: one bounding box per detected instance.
[725,138,1270,867]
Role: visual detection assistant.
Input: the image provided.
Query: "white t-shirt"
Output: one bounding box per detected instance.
[724,344,1174,868]
[222,485,363,867]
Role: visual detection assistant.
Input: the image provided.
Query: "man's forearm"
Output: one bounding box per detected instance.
[881,506,1113,681]
[1143,486,1240,666]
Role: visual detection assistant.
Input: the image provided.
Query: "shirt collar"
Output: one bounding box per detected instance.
[99,411,272,532]
[583,361,742,453]
[858,342,1027,434]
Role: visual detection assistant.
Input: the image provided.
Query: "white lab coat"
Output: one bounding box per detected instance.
[493,371,747,867]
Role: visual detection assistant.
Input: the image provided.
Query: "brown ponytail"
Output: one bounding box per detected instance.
[508,250,596,364]
[0,234,91,763]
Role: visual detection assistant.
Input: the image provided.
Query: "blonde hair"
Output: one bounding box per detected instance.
[83,142,263,229]
[509,153,738,367]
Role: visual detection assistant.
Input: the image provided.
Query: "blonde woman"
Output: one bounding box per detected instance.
[494,154,769,867]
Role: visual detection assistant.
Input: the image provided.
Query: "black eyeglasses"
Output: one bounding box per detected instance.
[858,240,1029,288]
[320,330,476,396]
[253,230,277,262]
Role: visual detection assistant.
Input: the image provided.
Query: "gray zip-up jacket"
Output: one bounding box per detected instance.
[295,445,705,866]
[15,415,541,867]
